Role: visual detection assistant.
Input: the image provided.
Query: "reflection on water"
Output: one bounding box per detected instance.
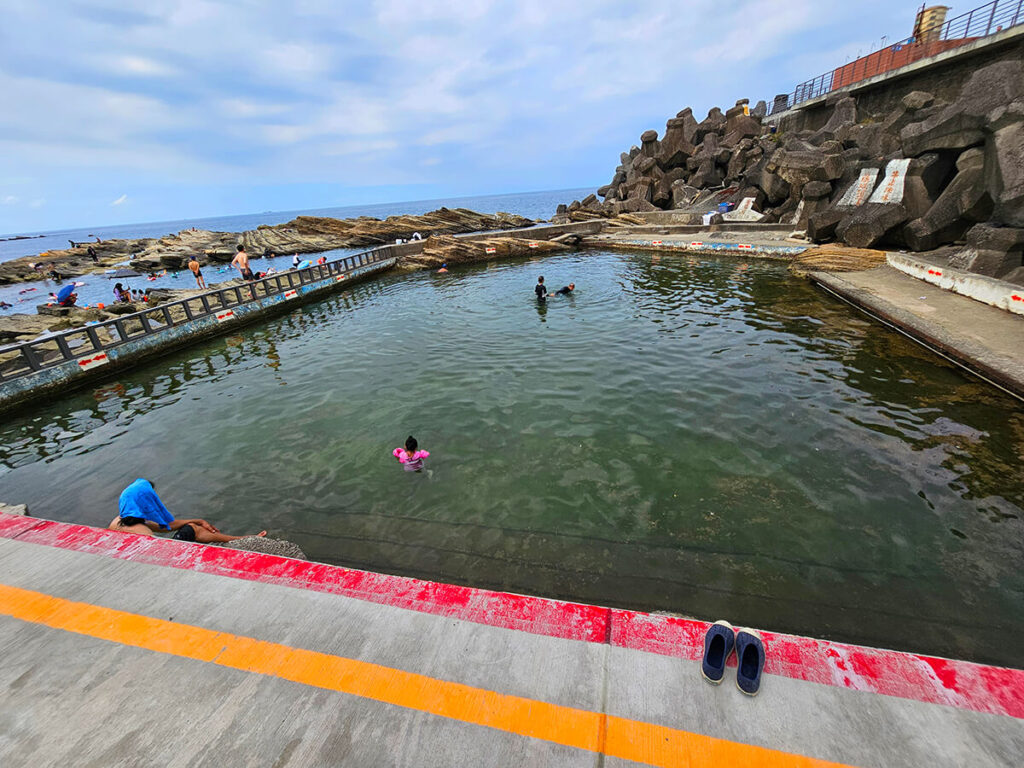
[1,250,1022,665]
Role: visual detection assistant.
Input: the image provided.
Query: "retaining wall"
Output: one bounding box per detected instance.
[887,252,1024,316]
[771,24,1024,134]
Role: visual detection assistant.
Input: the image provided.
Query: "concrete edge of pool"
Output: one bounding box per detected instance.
[810,266,1024,400]
[0,511,1021,767]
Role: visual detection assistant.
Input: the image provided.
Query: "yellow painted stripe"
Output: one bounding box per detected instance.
[0,583,851,768]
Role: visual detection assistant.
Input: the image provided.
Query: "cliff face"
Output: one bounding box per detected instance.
[563,60,1024,284]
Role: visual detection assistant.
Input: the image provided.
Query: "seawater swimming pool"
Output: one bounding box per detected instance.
[1,249,1022,665]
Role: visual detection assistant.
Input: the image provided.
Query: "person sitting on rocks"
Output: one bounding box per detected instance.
[49,291,77,307]
[108,478,266,544]
[113,283,131,303]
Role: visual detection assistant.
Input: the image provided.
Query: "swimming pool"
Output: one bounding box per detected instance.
[2,249,1022,665]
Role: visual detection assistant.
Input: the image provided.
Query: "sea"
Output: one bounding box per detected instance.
[0,187,590,315]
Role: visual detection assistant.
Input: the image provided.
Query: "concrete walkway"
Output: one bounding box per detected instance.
[0,514,1021,767]
[584,231,808,259]
[811,265,1024,399]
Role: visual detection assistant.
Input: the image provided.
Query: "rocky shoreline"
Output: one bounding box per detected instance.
[0,232,571,350]
[0,207,535,286]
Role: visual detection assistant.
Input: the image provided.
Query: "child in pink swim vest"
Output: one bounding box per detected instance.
[393,435,429,472]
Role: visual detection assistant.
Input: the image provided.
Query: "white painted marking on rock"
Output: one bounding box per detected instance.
[722,197,763,222]
[868,159,910,204]
[838,168,880,206]
[216,310,235,323]
[284,289,298,300]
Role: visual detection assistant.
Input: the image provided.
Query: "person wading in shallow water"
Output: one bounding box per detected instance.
[187,254,206,289]
[108,478,266,543]
[535,276,547,302]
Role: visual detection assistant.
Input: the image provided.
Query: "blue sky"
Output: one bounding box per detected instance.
[0,0,917,232]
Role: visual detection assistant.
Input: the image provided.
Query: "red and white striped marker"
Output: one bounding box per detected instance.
[528,242,539,249]
[284,289,298,300]
[215,309,235,323]
[1012,295,1022,302]
[737,243,752,250]
[485,247,496,254]
[652,240,663,246]
[77,353,109,372]
[927,269,943,276]
[690,241,703,248]
[336,275,347,282]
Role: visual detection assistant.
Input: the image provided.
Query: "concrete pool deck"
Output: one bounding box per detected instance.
[811,265,1024,399]
[0,513,1021,767]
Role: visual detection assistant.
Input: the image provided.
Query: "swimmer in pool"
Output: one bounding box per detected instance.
[548,282,575,296]
[393,436,430,472]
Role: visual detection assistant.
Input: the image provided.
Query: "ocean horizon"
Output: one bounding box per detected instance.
[0,186,593,265]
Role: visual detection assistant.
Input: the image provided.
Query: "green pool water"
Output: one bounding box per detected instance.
[2,249,1022,665]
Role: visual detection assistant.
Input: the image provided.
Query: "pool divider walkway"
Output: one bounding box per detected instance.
[0,512,1021,766]
[810,265,1024,400]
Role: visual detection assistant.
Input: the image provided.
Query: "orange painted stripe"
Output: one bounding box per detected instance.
[0,583,851,768]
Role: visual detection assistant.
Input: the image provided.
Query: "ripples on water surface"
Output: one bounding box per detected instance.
[2,250,1022,665]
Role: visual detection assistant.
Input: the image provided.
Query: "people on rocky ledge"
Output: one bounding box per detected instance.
[108,478,266,544]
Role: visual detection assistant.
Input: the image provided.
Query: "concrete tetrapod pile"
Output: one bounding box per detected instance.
[561,60,1024,286]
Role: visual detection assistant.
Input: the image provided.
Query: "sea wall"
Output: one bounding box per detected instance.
[0,257,397,413]
[771,25,1024,135]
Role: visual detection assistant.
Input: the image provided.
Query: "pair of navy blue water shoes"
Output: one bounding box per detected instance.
[700,620,765,695]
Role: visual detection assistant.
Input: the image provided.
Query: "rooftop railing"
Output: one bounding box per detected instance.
[769,0,1024,114]
[0,245,396,384]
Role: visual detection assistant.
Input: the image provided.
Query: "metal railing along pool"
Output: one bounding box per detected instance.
[769,0,1024,114]
[0,246,395,384]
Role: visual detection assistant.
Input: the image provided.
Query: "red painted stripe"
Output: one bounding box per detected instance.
[1,516,1021,718]
[609,611,1024,718]
[3,520,608,643]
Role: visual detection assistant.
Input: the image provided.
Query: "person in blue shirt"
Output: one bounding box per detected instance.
[107,478,265,543]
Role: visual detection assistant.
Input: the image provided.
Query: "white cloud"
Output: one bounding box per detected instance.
[112,55,177,77]
[0,0,904,227]
[1,195,18,205]
[111,194,128,206]
[29,198,45,208]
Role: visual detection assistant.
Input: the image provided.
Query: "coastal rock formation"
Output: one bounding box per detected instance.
[397,234,569,272]
[0,208,535,285]
[563,63,1024,281]
[242,208,534,256]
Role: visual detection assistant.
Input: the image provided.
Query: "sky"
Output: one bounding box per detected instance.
[0,0,919,233]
